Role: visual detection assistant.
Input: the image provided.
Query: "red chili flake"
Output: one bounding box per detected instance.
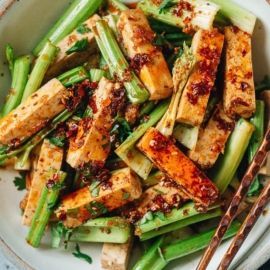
[46,179,55,188]
[58,211,67,221]
[245,71,253,79]
[240,82,249,91]
[88,95,98,114]
[231,25,240,34]
[231,97,249,107]
[172,0,193,17]
[129,53,151,74]
[143,115,150,122]
[213,113,235,131]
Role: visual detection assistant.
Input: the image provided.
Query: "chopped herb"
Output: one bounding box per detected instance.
[89,180,100,191]
[48,137,65,147]
[102,142,110,149]
[90,201,108,214]
[0,145,8,155]
[72,243,92,264]
[111,114,132,143]
[102,135,106,140]
[158,0,176,14]
[154,211,165,221]
[91,187,100,198]
[153,188,165,195]
[85,204,97,215]
[140,211,154,225]
[122,191,130,200]
[77,24,91,34]
[51,222,64,248]
[83,105,93,118]
[66,38,88,55]
[13,172,26,190]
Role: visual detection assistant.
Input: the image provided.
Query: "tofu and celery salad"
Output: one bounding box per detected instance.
[1,0,270,268]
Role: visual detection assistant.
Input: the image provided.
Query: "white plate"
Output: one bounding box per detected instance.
[0,0,270,269]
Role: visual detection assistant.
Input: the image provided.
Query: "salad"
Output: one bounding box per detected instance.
[0,0,270,269]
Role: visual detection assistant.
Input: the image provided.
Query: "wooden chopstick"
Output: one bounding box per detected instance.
[217,179,270,270]
[196,128,270,270]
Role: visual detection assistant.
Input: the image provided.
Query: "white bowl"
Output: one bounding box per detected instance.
[0,0,270,269]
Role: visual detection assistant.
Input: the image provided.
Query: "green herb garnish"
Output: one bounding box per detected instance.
[158,0,176,14]
[66,38,88,55]
[13,172,26,190]
[122,191,130,200]
[72,243,92,264]
[77,24,91,34]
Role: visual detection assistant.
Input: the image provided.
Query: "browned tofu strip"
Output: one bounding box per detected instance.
[176,28,224,126]
[137,128,219,211]
[117,8,173,100]
[22,139,63,226]
[43,15,100,82]
[56,168,142,228]
[223,26,256,118]
[0,78,68,146]
[66,77,114,168]
[187,104,235,169]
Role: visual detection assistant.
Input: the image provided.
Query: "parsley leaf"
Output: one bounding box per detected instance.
[153,188,165,195]
[122,191,130,200]
[77,24,91,34]
[48,137,65,147]
[72,243,92,264]
[66,38,88,55]
[13,172,26,190]
[158,0,176,14]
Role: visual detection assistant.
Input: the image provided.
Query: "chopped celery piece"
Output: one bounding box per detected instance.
[173,124,199,150]
[210,0,257,34]
[208,119,255,194]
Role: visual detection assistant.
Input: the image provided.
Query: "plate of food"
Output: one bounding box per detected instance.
[0,0,270,269]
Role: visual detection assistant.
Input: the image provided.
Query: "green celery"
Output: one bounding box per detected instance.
[33,0,104,56]
[57,66,89,87]
[21,42,57,102]
[93,19,150,104]
[247,100,265,196]
[208,119,255,194]
[135,201,220,234]
[138,0,220,31]
[140,207,222,241]
[26,168,67,247]
[210,0,257,34]
[158,220,241,261]
[1,54,30,117]
[70,217,130,243]
[156,43,195,136]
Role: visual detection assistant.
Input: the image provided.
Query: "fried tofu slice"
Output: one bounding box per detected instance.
[22,139,64,226]
[117,8,173,100]
[176,28,224,126]
[0,78,68,146]
[223,26,256,118]
[137,128,219,211]
[43,15,100,82]
[56,168,142,228]
[101,234,134,270]
[66,77,114,168]
[187,104,235,169]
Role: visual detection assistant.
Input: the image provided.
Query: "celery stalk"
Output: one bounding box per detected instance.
[93,20,150,104]
[33,0,104,56]
[208,119,255,194]
[26,169,67,247]
[1,54,30,117]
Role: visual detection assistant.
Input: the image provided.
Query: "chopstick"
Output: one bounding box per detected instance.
[217,179,270,270]
[196,128,270,270]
